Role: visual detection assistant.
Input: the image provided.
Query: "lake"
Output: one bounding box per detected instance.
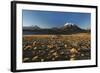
[23,31,49,35]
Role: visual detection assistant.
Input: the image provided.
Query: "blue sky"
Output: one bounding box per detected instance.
[22,10,91,29]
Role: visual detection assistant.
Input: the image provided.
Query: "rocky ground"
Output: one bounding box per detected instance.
[23,34,91,62]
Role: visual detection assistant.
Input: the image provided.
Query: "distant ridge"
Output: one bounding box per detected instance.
[23,23,90,35]
[23,25,40,30]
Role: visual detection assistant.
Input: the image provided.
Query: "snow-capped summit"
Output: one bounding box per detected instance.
[60,22,82,32]
[64,22,75,26]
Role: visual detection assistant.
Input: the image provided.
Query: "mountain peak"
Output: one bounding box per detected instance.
[60,22,82,32]
[64,23,75,26]
[32,25,40,29]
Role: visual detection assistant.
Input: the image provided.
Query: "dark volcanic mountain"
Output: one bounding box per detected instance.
[61,23,81,30]
[59,23,85,34]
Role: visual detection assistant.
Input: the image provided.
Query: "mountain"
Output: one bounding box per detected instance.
[23,25,41,31]
[61,23,82,31]
[59,23,85,34]
[32,25,41,30]
[23,23,89,35]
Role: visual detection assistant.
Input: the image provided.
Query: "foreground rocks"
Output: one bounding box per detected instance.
[23,35,91,62]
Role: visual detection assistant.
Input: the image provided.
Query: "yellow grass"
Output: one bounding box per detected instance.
[23,33,90,41]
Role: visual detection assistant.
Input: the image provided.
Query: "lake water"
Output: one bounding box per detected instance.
[23,31,49,35]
